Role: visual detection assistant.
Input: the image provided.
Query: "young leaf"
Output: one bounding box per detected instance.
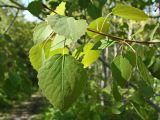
[33,22,53,44]
[111,55,132,87]
[38,54,88,111]
[112,4,149,21]
[47,15,87,40]
[82,50,100,68]
[87,17,110,40]
[73,43,100,68]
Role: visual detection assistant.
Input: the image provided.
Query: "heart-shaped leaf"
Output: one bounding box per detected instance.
[38,54,88,111]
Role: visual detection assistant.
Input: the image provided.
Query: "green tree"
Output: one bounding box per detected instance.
[0,0,160,120]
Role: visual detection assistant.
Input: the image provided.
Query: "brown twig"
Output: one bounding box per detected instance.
[0,4,24,9]
[41,3,57,14]
[87,28,160,45]
[4,9,19,34]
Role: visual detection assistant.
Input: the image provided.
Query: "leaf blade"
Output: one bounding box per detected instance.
[112,4,149,21]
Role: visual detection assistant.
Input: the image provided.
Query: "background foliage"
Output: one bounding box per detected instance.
[0,0,160,120]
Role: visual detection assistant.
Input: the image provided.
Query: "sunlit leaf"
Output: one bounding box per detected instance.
[73,43,100,68]
[51,2,66,15]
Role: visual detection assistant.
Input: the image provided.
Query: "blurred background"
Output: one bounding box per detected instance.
[0,0,160,120]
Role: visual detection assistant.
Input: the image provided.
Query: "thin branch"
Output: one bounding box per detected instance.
[150,15,160,18]
[0,3,44,21]
[41,3,57,14]
[99,57,110,68]
[87,28,160,45]
[4,9,19,34]
[0,4,23,9]
[9,0,26,9]
[37,16,45,21]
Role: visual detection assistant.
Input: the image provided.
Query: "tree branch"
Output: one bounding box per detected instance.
[99,57,110,68]
[4,9,19,34]
[9,0,26,9]
[41,3,57,14]
[0,2,44,21]
[87,28,160,45]
[0,4,24,9]
[150,15,160,18]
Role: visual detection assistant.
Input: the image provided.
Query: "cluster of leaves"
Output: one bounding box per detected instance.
[29,1,160,120]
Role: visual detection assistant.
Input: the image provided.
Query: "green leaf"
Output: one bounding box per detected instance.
[138,81,154,98]
[51,2,66,15]
[27,1,43,16]
[137,56,154,85]
[131,91,145,105]
[29,40,52,71]
[38,54,88,111]
[111,102,123,114]
[82,50,100,68]
[73,43,100,68]
[123,51,136,67]
[33,22,53,44]
[87,4,101,19]
[149,58,160,79]
[112,4,149,21]
[111,55,132,87]
[87,0,107,19]
[132,103,149,120]
[111,108,121,115]
[87,17,110,40]
[79,0,90,9]
[47,15,87,40]
[98,39,114,49]
[82,43,100,68]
